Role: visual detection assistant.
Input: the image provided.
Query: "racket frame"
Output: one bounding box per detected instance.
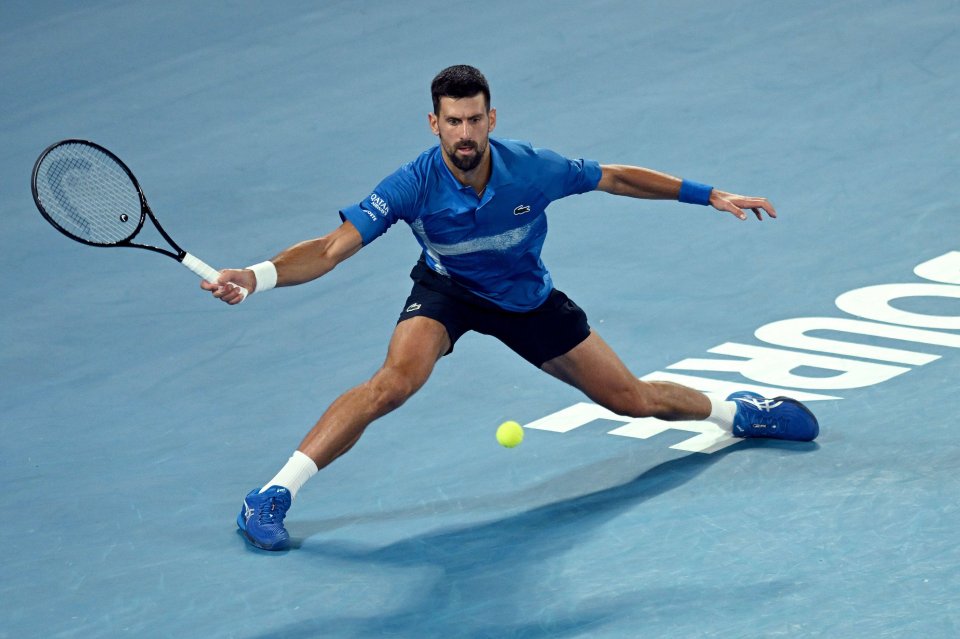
[32,139,188,260]
[31,139,244,294]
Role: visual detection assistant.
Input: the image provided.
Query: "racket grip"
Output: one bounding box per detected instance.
[181,253,249,300]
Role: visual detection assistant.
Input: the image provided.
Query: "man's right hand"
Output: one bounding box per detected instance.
[200,269,257,305]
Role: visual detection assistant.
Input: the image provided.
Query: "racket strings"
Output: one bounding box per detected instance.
[35,144,142,245]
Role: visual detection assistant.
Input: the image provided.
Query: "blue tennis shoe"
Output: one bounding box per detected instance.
[237,486,291,550]
[727,391,819,441]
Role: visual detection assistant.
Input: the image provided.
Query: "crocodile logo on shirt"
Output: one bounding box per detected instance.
[513,204,531,215]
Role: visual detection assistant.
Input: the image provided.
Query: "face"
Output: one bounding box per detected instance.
[429,93,497,172]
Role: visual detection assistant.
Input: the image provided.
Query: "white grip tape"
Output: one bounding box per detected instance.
[182,253,249,301]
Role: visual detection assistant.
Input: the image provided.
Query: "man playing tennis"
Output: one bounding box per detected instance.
[204,65,819,551]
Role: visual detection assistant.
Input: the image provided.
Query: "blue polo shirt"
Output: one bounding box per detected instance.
[340,137,602,312]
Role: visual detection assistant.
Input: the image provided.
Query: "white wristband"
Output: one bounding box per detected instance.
[247,261,278,293]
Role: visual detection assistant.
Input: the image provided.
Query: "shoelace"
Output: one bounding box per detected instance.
[257,496,286,525]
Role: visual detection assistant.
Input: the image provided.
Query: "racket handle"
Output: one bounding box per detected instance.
[181,253,249,300]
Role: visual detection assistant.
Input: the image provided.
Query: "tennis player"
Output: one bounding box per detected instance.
[204,65,819,551]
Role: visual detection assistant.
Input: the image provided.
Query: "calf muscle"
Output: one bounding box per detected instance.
[297,317,450,469]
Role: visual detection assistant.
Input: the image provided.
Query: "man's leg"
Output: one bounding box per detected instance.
[540,330,714,421]
[540,329,818,441]
[297,316,451,468]
[238,316,451,550]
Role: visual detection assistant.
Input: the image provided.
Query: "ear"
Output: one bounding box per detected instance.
[488,107,497,133]
[428,112,440,136]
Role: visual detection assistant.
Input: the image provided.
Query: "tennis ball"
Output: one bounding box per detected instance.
[496,420,524,448]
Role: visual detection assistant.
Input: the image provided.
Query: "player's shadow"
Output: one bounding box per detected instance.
[247,439,816,639]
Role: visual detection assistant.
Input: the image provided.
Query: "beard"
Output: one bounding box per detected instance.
[445,140,486,171]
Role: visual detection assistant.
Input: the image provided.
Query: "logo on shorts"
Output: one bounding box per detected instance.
[513,204,531,215]
[405,302,422,312]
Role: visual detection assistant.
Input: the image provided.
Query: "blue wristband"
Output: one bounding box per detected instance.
[679,180,714,206]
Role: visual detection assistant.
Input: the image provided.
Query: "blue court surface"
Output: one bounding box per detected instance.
[3,1,960,637]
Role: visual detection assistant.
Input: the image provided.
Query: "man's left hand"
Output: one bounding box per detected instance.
[710,190,778,221]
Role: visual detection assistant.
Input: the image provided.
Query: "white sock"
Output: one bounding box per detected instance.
[705,396,737,434]
[260,450,318,500]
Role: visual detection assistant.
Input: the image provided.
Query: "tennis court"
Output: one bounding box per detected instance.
[2,1,959,637]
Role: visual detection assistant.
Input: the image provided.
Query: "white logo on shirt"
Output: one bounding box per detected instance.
[370,193,390,216]
[513,204,531,215]
[362,208,377,222]
[411,217,538,256]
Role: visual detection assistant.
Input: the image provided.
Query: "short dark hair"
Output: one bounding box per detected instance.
[431,65,490,114]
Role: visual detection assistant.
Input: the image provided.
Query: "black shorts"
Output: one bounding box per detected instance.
[397,259,591,368]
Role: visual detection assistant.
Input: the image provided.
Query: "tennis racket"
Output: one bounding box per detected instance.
[31,139,247,299]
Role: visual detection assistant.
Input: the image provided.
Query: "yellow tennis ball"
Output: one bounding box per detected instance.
[496,420,524,448]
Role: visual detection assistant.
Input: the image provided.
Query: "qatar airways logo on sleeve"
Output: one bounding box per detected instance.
[369,193,390,217]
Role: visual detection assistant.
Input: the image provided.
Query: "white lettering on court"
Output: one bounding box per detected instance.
[526,250,960,453]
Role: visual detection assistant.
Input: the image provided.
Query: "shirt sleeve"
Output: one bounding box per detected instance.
[339,163,421,246]
[532,146,603,201]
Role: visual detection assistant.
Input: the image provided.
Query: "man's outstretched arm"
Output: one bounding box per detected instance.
[201,220,364,305]
[595,164,777,221]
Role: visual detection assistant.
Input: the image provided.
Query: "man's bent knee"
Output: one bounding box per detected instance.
[365,366,425,414]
